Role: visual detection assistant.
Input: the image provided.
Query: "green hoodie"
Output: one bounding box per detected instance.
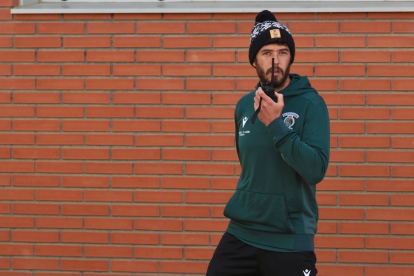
[224,74,330,252]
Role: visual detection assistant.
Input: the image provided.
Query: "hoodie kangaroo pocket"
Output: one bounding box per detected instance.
[224,190,295,233]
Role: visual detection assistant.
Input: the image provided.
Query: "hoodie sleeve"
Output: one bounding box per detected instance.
[267,101,330,185]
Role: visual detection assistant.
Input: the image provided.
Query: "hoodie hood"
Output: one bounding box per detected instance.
[256,74,318,98]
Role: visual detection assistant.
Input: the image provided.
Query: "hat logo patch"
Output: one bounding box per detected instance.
[282,112,299,129]
[270,29,281,38]
[250,21,291,44]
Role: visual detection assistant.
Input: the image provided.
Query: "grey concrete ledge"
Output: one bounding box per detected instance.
[12,1,414,14]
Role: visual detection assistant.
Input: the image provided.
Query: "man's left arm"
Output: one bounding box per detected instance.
[268,102,330,186]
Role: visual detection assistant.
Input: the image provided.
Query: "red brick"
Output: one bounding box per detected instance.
[87,50,134,62]
[163,64,211,76]
[0,78,35,89]
[295,50,339,63]
[14,92,60,104]
[340,165,389,177]
[85,190,132,202]
[331,122,365,134]
[113,92,160,104]
[393,108,414,120]
[214,64,256,77]
[187,107,234,119]
[85,134,133,146]
[391,195,414,207]
[62,204,109,216]
[36,161,83,173]
[113,64,161,76]
[315,236,364,249]
[317,13,367,19]
[341,50,391,62]
[186,135,234,147]
[135,191,183,203]
[0,106,34,117]
[316,65,365,77]
[0,93,10,103]
[185,192,232,204]
[35,245,82,257]
[134,218,182,231]
[61,259,108,272]
[164,36,211,48]
[0,23,35,34]
[0,9,12,20]
[13,203,59,215]
[367,209,414,222]
[12,175,59,187]
[368,36,414,47]
[15,36,61,48]
[0,134,34,145]
[316,36,366,47]
[213,36,252,48]
[38,23,85,34]
[319,207,364,220]
[368,122,414,134]
[391,252,414,264]
[86,79,134,90]
[367,237,414,250]
[37,50,85,62]
[368,65,414,77]
[63,65,110,76]
[138,22,185,33]
[338,222,389,235]
[367,180,414,192]
[161,206,210,218]
[13,148,59,159]
[321,93,366,105]
[0,37,12,47]
[85,218,132,230]
[342,79,391,91]
[37,78,84,90]
[162,149,210,161]
[113,13,162,20]
[85,245,132,258]
[0,244,33,256]
[185,220,228,232]
[64,37,111,48]
[188,22,236,33]
[62,148,109,160]
[0,51,35,62]
[342,21,391,33]
[12,258,59,270]
[13,120,60,131]
[392,51,414,62]
[61,231,109,244]
[85,162,133,174]
[161,233,209,245]
[135,134,184,147]
[366,266,414,276]
[369,94,414,106]
[111,232,159,245]
[187,50,236,62]
[12,230,59,243]
[290,22,339,33]
[339,107,390,120]
[112,205,159,217]
[330,150,365,162]
[393,79,414,91]
[368,151,414,163]
[64,14,111,20]
[186,163,235,176]
[87,106,134,118]
[392,223,414,235]
[162,121,210,133]
[135,162,183,175]
[112,120,160,132]
[136,107,183,118]
[368,12,414,19]
[113,148,160,160]
[162,177,210,189]
[112,176,159,189]
[62,176,109,188]
[113,37,161,48]
[136,78,184,91]
[135,246,182,259]
[187,79,235,91]
[0,161,34,173]
[392,166,414,177]
[339,251,388,263]
[35,189,83,202]
[88,23,135,34]
[339,194,389,206]
[14,14,61,20]
[395,22,414,34]
[0,216,34,228]
[164,13,212,20]
[339,136,391,148]
[62,120,110,132]
[318,265,363,276]
[36,217,83,230]
[111,260,158,273]
[137,50,185,62]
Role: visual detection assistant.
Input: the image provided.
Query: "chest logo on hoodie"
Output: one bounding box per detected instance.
[282,112,299,129]
[242,117,249,128]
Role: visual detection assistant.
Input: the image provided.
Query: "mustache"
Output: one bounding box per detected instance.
[266,66,284,76]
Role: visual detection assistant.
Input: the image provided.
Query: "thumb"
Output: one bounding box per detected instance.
[275,92,284,104]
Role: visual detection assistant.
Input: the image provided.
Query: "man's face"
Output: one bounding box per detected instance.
[253,43,291,91]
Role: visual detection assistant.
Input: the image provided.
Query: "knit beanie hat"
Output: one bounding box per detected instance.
[249,10,295,66]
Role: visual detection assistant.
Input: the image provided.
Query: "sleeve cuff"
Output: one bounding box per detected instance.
[267,116,290,137]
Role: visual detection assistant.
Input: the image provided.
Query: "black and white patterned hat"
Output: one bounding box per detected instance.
[249,10,295,66]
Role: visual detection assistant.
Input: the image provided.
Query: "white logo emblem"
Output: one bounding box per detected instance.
[303,269,311,276]
[282,112,299,129]
[242,117,248,128]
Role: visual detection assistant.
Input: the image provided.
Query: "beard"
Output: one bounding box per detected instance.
[256,62,290,91]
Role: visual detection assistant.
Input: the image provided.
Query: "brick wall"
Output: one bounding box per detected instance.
[1,0,414,274]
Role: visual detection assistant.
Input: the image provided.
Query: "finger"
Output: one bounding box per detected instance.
[275,92,284,104]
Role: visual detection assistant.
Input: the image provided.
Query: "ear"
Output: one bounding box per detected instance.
[252,59,257,68]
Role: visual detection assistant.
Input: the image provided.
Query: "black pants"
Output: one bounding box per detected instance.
[206,232,318,276]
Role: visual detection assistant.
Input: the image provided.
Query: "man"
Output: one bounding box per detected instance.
[206,10,330,276]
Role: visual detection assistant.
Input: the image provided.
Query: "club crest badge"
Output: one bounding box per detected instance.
[282,112,299,129]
